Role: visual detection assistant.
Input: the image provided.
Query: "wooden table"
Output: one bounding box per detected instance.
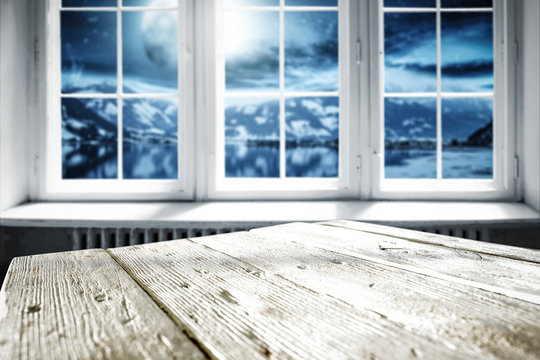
[1,220,539,359]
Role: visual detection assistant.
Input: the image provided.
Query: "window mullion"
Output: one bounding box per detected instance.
[436,0,442,180]
[279,0,285,179]
[117,1,123,180]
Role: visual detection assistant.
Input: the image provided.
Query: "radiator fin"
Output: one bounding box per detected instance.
[72,225,491,250]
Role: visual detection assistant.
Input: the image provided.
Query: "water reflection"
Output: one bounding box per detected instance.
[385,147,492,179]
[62,143,117,179]
[226,143,280,178]
[443,146,492,178]
[286,145,338,177]
[123,144,177,179]
[385,149,436,178]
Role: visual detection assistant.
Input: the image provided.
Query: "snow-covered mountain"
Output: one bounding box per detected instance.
[62,86,177,145]
[225,97,339,144]
[385,97,492,147]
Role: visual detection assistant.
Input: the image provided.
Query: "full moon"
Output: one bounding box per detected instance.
[141,0,178,70]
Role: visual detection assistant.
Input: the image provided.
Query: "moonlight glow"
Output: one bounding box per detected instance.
[141,1,178,69]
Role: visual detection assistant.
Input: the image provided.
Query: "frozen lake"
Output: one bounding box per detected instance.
[385,147,492,179]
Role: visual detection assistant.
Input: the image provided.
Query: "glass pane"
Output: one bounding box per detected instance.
[285,97,339,177]
[384,0,435,7]
[384,13,436,92]
[442,0,492,7]
[122,98,178,179]
[225,97,280,177]
[224,0,279,6]
[123,0,177,6]
[62,0,116,7]
[285,12,338,92]
[441,12,493,92]
[62,98,118,179]
[225,11,279,92]
[442,98,492,178]
[385,97,436,178]
[123,11,178,93]
[286,0,337,6]
[61,12,116,93]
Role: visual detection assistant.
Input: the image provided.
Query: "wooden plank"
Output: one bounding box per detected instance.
[109,239,465,360]
[0,249,207,360]
[321,220,540,263]
[193,231,540,360]
[250,223,540,304]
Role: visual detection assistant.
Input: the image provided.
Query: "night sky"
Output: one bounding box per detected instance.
[384,9,493,93]
[224,8,338,92]
[61,1,178,94]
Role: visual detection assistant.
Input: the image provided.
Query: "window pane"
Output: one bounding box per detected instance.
[225,98,280,178]
[441,0,492,7]
[62,98,118,179]
[61,12,116,93]
[123,0,178,6]
[224,0,279,6]
[225,11,279,92]
[122,98,178,179]
[384,13,436,92]
[441,12,493,92]
[62,0,116,7]
[286,97,339,177]
[384,0,435,7]
[285,12,338,92]
[385,97,436,178]
[442,98,492,178]
[123,11,178,94]
[286,0,337,6]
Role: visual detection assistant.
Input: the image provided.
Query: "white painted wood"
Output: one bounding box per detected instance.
[250,223,540,303]
[0,249,206,360]
[1,201,538,228]
[193,230,540,359]
[321,219,540,263]
[0,0,31,212]
[109,238,462,360]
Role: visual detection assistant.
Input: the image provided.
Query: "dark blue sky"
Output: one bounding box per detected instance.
[61,6,178,94]
[225,9,338,92]
[385,10,493,93]
[61,11,117,92]
[384,0,492,7]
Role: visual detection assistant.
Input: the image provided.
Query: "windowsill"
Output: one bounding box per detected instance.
[0,201,538,228]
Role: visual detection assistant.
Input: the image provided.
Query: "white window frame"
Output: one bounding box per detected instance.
[31,0,517,202]
[204,0,359,200]
[39,0,195,200]
[369,0,516,200]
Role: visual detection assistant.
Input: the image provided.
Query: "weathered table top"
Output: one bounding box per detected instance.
[1,220,539,359]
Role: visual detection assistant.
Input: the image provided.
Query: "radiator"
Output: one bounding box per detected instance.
[71,226,251,250]
[71,224,491,250]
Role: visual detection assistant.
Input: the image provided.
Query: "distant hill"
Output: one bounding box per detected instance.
[62,84,177,145]
[225,97,339,144]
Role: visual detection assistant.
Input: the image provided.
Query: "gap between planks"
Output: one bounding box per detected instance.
[319,220,540,264]
[191,230,540,359]
[249,223,540,305]
[0,249,208,360]
[108,238,468,360]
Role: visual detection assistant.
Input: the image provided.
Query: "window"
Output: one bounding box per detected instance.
[373,0,513,198]
[38,0,515,200]
[210,0,353,197]
[42,0,193,199]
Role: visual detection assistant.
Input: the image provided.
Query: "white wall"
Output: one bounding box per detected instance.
[521,0,540,212]
[0,0,32,212]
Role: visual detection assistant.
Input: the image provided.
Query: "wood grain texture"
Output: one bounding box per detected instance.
[321,220,540,263]
[193,230,540,360]
[109,239,466,360]
[250,223,540,304]
[0,249,207,360]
